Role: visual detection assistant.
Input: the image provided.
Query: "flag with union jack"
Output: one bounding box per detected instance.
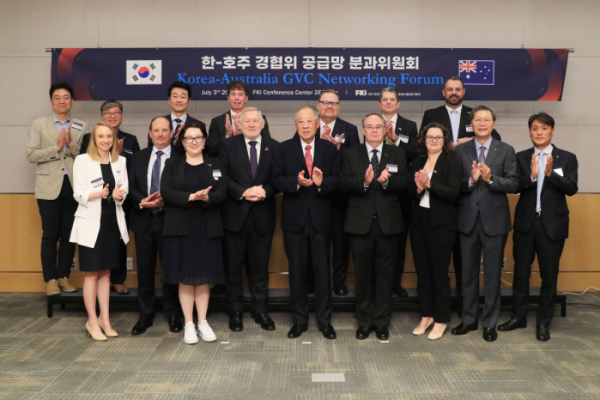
[459,60,495,85]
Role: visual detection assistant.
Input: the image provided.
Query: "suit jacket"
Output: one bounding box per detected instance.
[220,134,279,234]
[272,134,340,233]
[81,129,140,168]
[420,105,501,142]
[384,113,419,163]
[147,114,206,148]
[455,138,519,236]
[70,154,129,248]
[513,145,578,241]
[160,155,226,238]
[207,111,271,158]
[127,147,164,234]
[339,143,411,236]
[408,153,461,228]
[317,118,360,151]
[27,115,88,200]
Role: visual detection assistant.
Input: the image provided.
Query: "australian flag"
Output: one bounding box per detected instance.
[459,60,495,85]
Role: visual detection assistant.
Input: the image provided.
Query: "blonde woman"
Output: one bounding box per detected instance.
[71,122,129,341]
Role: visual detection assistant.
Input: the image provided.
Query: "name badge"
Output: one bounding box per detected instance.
[466,125,473,133]
[91,177,104,188]
[72,122,83,131]
[213,169,222,180]
[335,134,345,144]
[398,134,409,144]
[124,149,133,154]
[554,168,564,176]
[387,164,398,173]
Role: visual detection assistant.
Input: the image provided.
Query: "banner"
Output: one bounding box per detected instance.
[51,48,568,101]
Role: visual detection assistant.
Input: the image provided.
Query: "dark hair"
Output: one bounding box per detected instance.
[101,99,123,113]
[379,87,399,102]
[227,81,249,96]
[318,88,340,101]
[417,123,454,155]
[528,112,555,129]
[49,82,74,98]
[174,123,207,153]
[168,81,192,99]
[444,76,465,89]
[470,105,497,122]
[148,116,172,131]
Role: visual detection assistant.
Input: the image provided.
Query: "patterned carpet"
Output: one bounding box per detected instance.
[1,291,600,399]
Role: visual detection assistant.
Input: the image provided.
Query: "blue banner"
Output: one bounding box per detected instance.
[51,48,568,101]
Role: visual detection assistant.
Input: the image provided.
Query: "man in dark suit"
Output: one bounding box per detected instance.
[420,76,501,297]
[147,81,206,148]
[339,112,411,340]
[498,113,578,341]
[272,106,340,340]
[379,87,419,298]
[80,99,140,294]
[451,105,518,342]
[207,81,271,158]
[315,88,360,296]
[128,116,182,335]
[220,107,278,332]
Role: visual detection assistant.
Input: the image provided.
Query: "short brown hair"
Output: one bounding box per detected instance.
[227,81,249,96]
[417,123,454,155]
[173,123,208,154]
[87,122,120,162]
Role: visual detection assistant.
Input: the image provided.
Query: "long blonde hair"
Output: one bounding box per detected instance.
[87,122,120,162]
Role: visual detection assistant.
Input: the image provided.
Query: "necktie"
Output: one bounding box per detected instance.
[371,149,379,176]
[174,118,182,137]
[150,151,163,214]
[536,153,546,212]
[249,141,258,177]
[304,145,313,178]
[478,145,486,164]
[450,109,459,143]
[322,124,331,138]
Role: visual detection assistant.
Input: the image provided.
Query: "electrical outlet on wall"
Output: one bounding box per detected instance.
[71,258,77,271]
[127,258,134,270]
[480,257,508,270]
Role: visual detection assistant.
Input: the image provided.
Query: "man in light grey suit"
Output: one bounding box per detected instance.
[451,105,518,342]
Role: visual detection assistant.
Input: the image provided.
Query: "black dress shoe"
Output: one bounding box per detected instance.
[356,326,371,340]
[332,282,348,296]
[451,322,478,335]
[211,284,225,296]
[131,316,153,335]
[483,327,498,342]
[287,323,308,339]
[229,311,244,332]
[253,313,276,331]
[393,283,409,298]
[498,318,527,332]
[375,326,389,340]
[167,316,183,333]
[318,323,337,339]
[536,324,551,341]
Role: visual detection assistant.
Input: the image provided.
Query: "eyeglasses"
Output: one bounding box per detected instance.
[425,136,444,142]
[363,125,384,131]
[53,96,72,102]
[318,101,340,107]
[183,136,205,143]
[102,112,122,117]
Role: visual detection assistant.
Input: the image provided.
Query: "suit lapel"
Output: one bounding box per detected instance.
[254,138,271,179]
[431,153,445,181]
[360,143,371,169]
[46,115,59,146]
[293,136,309,170]
[458,109,470,138]
[331,119,343,138]
[484,138,500,167]
[378,144,392,176]
[140,148,152,196]
[313,137,324,169]
[438,107,452,134]
[235,136,254,181]
[466,138,479,162]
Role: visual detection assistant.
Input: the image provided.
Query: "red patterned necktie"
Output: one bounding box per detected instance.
[304,145,313,178]
[322,125,331,138]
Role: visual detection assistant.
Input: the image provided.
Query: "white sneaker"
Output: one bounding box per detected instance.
[198,320,217,342]
[184,321,199,344]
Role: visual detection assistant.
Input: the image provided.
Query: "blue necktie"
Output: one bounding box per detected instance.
[249,141,258,177]
[536,153,546,212]
[450,109,459,143]
[150,151,163,214]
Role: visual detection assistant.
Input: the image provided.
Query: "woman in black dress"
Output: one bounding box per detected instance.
[409,123,461,340]
[161,123,226,345]
[71,122,129,341]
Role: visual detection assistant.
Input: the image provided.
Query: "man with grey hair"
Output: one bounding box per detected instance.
[451,105,518,342]
[80,99,140,294]
[272,105,340,340]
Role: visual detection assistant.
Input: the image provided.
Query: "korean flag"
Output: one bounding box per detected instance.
[126,60,162,85]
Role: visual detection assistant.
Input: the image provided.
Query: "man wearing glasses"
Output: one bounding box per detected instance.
[27,82,88,296]
[80,99,141,295]
[316,89,360,297]
[339,113,410,340]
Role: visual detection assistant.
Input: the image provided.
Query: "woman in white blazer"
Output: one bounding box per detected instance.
[71,122,129,341]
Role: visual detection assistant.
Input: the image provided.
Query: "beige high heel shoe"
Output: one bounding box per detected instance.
[98,321,118,338]
[428,323,447,340]
[412,318,434,336]
[86,322,108,341]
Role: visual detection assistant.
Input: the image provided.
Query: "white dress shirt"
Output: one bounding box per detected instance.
[320,119,337,137]
[419,171,434,208]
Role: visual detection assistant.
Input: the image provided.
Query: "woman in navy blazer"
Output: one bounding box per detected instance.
[160,123,226,345]
[71,122,129,341]
[408,123,461,340]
